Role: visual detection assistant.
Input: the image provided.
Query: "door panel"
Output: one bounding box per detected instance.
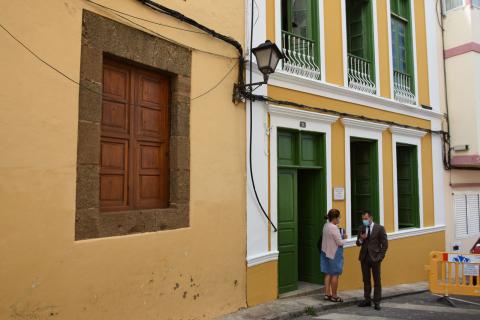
[278,168,298,294]
[351,140,379,234]
[298,170,323,284]
[396,144,419,228]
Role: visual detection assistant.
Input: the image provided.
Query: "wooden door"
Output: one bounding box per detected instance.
[298,169,323,284]
[100,58,170,212]
[278,168,298,294]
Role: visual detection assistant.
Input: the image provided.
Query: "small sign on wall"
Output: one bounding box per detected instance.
[333,187,345,201]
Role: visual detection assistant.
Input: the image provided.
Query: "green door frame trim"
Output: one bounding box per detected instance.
[277,128,326,293]
[391,128,425,232]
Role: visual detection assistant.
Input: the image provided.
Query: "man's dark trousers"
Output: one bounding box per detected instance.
[356,223,388,305]
[361,255,382,303]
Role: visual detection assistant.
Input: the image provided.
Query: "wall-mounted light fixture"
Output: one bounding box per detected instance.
[452,145,469,152]
[233,40,283,103]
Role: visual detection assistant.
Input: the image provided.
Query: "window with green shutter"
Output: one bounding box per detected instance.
[346,0,376,94]
[281,0,321,80]
[350,138,380,234]
[391,0,416,104]
[396,144,420,229]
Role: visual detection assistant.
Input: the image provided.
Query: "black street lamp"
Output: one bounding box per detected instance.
[233,40,284,103]
[251,40,284,84]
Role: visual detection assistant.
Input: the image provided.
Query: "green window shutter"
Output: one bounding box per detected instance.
[396,144,420,229]
[281,0,320,64]
[351,139,379,234]
[347,0,375,81]
[390,0,415,93]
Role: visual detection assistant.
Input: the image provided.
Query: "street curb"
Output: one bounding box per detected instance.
[218,282,429,320]
[284,289,430,320]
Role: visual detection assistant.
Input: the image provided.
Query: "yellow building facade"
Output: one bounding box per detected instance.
[245,0,446,306]
[0,0,247,319]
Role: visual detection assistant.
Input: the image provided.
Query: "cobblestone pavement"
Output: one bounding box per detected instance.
[296,292,480,320]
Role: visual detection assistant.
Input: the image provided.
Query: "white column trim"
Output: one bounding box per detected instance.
[372,0,381,96]
[319,0,326,81]
[389,126,428,138]
[410,0,420,106]
[247,251,279,267]
[343,225,446,247]
[269,105,338,254]
[342,118,390,131]
[274,0,282,71]
[341,0,348,87]
[387,0,394,99]
[342,118,387,238]
[390,130,426,232]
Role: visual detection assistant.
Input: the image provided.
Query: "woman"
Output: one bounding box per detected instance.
[320,208,347,302]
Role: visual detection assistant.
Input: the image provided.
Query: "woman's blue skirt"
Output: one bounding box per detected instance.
[320,247,344,276]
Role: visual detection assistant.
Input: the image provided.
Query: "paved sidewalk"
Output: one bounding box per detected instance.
[217,282,428,320]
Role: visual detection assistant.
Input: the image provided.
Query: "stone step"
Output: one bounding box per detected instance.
[279,281,325,299]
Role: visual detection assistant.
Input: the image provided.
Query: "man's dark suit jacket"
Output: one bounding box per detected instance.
[355,223,388,262]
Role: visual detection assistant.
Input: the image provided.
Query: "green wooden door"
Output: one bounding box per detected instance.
[396,144,419,228]
[278,168,298,294]
[277,129,326,293]
[298,169,323,284]
[350,139,379,234]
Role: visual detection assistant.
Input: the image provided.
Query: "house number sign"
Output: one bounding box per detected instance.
[299,121,306,128]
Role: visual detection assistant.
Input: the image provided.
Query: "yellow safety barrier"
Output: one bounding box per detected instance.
[426,251,480,299]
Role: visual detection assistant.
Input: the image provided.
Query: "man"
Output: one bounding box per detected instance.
[356,211,388,310]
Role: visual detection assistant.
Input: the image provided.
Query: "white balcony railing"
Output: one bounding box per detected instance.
[281,31,321,80]
[393,71,416,105]
[347,54,377,95]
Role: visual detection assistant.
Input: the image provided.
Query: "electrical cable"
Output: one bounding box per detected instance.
[191,61,238,100]
[137,0,243,57]
[0,23,84,90]
[92,2,238,60]
[248,0,277,232]
[85,0,206,34]
[241,90,446,136]
[0,22,238,105]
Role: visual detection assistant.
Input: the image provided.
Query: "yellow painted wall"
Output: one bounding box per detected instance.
[0,0,246,319]
[324,0,344,85]
[246,261,278,307]
[376,0,392,99]
[332,121,347,219]
[268,86,431,129]
[413,0,430,107]
[382,130,395,233]
[339,231,445,290]
[266,0,276,41]
[422,134,435,227]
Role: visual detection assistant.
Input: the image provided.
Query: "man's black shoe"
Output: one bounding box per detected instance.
[374,303,381,310]
[358,301,372,307]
